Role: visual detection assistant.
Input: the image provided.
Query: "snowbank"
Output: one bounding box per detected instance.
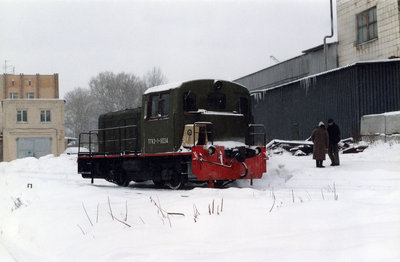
[0,143,399,261]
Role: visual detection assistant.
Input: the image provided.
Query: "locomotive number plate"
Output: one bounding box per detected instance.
[148,138,169,144]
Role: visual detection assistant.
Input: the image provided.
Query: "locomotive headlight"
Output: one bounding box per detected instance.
[213,80,223,89]
[208,146,216,156]
[255,147,261,155]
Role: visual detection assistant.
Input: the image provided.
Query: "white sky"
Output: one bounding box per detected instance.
[0,0,337,98]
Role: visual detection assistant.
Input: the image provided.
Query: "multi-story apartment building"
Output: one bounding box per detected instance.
[0,73,65,161]
[337,0,400,66]
[0,73,59,100]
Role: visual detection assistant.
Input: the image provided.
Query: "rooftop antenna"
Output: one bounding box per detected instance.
[3,60,15,74]
[270,55,280,64]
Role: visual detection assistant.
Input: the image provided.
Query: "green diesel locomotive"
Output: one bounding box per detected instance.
[78,79,267,189]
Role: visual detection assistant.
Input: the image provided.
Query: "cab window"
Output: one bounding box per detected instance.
[159,93,169,117]
[150,95,159,118]
[147,93,169,119]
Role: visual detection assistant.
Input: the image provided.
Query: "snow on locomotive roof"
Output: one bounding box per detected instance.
[143,79,247,95]
[144,81,185,95]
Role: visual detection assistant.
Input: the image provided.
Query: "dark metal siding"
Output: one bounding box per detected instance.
[251,60,400,141]
[357,62,400,117]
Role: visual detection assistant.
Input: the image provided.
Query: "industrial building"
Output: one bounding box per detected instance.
[236,0,400,141]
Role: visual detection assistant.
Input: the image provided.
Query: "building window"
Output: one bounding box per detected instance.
[11,79,15,86]
[17,110,28,123]
[147,93,170,119]
[28,80,32,86]
[40,110,51,123]
[357,7,378,44]
[10,93,19,99]
[26,92,35,99]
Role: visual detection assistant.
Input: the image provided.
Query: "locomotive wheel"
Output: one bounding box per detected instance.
[168,173,184,190]
[153,180,165,188]
[115,171,130,187]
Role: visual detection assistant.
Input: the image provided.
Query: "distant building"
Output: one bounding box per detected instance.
[0,73,59,100]
[0,73,65,161]
[337,0,400,66]
[235,42,338,92]
[1,99,65,161]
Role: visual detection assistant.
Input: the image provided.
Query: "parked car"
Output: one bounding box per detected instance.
[63,147,89,155]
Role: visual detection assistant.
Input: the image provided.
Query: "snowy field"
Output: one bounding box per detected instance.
[0,142,399,262]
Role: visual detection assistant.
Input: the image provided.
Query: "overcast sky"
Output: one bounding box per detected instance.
[0,0,337,98]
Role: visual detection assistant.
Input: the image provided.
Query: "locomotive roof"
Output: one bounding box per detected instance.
[144,81,184,95]
[143,79,247,95]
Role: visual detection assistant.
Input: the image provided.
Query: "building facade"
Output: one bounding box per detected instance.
[0,73,65,161]
[337,0,400,66]
[1,99,65,161]
[0,73,59,100]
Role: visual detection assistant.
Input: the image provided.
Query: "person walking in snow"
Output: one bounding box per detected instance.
[311,121,329,168]
[327,118,341,166]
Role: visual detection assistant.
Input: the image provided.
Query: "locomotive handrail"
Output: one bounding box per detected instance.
[89,124,138,132]
[100,124,138,155]
[78,124,139,156]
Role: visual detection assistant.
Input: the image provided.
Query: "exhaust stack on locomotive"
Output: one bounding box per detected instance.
[77,79,267,189]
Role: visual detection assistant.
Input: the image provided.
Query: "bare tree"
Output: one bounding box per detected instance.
[143,67,167,88]
[65,68,167,139]
[89,72,146,114]
[64,87,97,137]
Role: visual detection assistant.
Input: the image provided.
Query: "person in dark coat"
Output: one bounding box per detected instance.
[327,118,341,166]
[311,121,329,168]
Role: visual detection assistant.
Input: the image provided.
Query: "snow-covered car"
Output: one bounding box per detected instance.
[63,147,89,155]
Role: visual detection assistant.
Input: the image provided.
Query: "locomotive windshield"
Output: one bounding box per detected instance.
[207,92,226,110]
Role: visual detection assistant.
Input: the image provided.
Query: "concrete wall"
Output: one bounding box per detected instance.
[360,111,400,141]
[337,0,400,66]
[2,99,65,161]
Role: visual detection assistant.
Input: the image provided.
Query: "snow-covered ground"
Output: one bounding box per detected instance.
[0,142,399,262]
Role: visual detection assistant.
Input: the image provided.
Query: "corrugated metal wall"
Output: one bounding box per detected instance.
[251,60,400,141]
[236,43,338,91]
